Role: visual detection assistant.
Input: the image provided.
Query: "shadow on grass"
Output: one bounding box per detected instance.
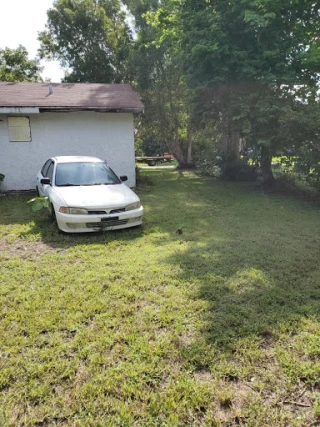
[166,237,320,351]
[152,171,320,355]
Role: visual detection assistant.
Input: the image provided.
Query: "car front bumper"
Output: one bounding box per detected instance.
[55,206,144,233]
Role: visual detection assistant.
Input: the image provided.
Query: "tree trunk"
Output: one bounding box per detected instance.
[186,130,193,165]
[222,130,240,158]
[221,133,229,153]
[173,124,186,166]
[231,130,240,159]
[260,145,275,186]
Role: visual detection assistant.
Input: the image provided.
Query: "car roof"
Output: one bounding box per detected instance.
[52,156,104,164]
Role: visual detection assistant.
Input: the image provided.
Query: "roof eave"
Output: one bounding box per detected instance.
[39,106,144,114]
[0,106,144,114]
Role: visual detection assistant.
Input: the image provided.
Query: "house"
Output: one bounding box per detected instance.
[0,82,144,191]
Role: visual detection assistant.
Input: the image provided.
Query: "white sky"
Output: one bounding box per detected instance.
[0,0,64,82]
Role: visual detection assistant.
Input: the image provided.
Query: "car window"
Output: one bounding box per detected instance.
[47,162,54,182]
[55,162,121,187]
[41,159,51,177]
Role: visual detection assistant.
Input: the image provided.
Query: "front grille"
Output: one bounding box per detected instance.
[88,210,107,215]
[87,208,126,214]
[110,208,126,214]
[86,219,128,228]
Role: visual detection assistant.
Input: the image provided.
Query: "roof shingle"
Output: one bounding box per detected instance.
[0,82,144,112]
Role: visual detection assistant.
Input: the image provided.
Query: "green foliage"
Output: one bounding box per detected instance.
[181,0,320,87]
[195,145,221,177]
[295,143,320,191]
[197,151,258,182]
[274,93,320,191]
[219,154,258,182]
[38,0,320,184]
[39,0,132,83]
[0,45,42,82]
[178,0,320,182]
[139,136,164,156]
[314,400,320,419]
[0,173,4,182]
[124,0,195,166]
[27,197,50,212]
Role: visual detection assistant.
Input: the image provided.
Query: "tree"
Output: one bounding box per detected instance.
[0,45,42,82]
[39,0,132,83]
[277,90,320,190]
[178,0,320,184]
[125,0,195,166]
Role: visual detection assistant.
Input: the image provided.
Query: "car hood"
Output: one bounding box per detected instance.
[54,184,139,209]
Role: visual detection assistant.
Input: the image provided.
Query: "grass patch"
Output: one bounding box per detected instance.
[1,170,320,426]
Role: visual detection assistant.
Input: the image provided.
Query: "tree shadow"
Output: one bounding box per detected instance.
[166,236,320,350]
[157,171,320,352]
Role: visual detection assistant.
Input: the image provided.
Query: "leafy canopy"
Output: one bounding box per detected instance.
[0,45,42,82]
[181,0,320,87]
[39,0,132,83]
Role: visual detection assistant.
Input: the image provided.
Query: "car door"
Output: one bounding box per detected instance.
[37,159,51,196]
[38,160,54,197]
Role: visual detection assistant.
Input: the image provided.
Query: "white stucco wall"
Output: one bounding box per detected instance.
[0,111,136,190]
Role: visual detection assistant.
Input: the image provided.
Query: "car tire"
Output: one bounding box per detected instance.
[49,205,66,234]
[48,203,57,222]
[49,206,64,234]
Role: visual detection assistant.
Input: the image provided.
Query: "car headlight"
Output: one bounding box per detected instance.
[59,207,88,215]
[125,201,141,211]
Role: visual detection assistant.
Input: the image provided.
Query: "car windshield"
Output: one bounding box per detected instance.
[55,162,121,187]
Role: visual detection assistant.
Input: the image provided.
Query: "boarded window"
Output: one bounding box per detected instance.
[8,117,31,142]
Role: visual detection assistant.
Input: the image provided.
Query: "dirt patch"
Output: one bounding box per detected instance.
[0,235,58,259]
[194,370,213,384]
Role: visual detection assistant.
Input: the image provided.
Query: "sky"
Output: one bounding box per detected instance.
[0,0,64,82]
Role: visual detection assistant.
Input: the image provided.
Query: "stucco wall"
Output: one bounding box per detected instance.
[0,111,136,190]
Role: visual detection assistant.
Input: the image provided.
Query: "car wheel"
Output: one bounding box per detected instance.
[49,204,66,233]
[48,203,56,222]
[49,205,64,233]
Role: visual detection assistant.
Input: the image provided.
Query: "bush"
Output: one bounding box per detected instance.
[218,154,258,181]
[294,143,320,191]
[27,196,49,211]
[196,151,258,182]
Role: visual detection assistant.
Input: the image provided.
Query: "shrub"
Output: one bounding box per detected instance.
[294,143,320,191]
[218,153,258,181]
[196,151,258,182]
[27,196,49,211]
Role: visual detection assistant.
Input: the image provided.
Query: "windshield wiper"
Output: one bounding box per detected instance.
[59,183,80,187]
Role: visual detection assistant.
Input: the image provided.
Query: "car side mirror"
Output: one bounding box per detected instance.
[40,178,51,185]
[120,176,128,182]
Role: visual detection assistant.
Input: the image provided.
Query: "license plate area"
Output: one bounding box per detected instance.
[101,216,119,222]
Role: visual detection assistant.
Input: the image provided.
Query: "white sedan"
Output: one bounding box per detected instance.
[36,156,144,233]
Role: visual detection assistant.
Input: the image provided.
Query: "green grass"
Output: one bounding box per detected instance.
[1,169,320,426]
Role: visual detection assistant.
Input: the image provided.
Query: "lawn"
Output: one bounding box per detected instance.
[1,169,320,426]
